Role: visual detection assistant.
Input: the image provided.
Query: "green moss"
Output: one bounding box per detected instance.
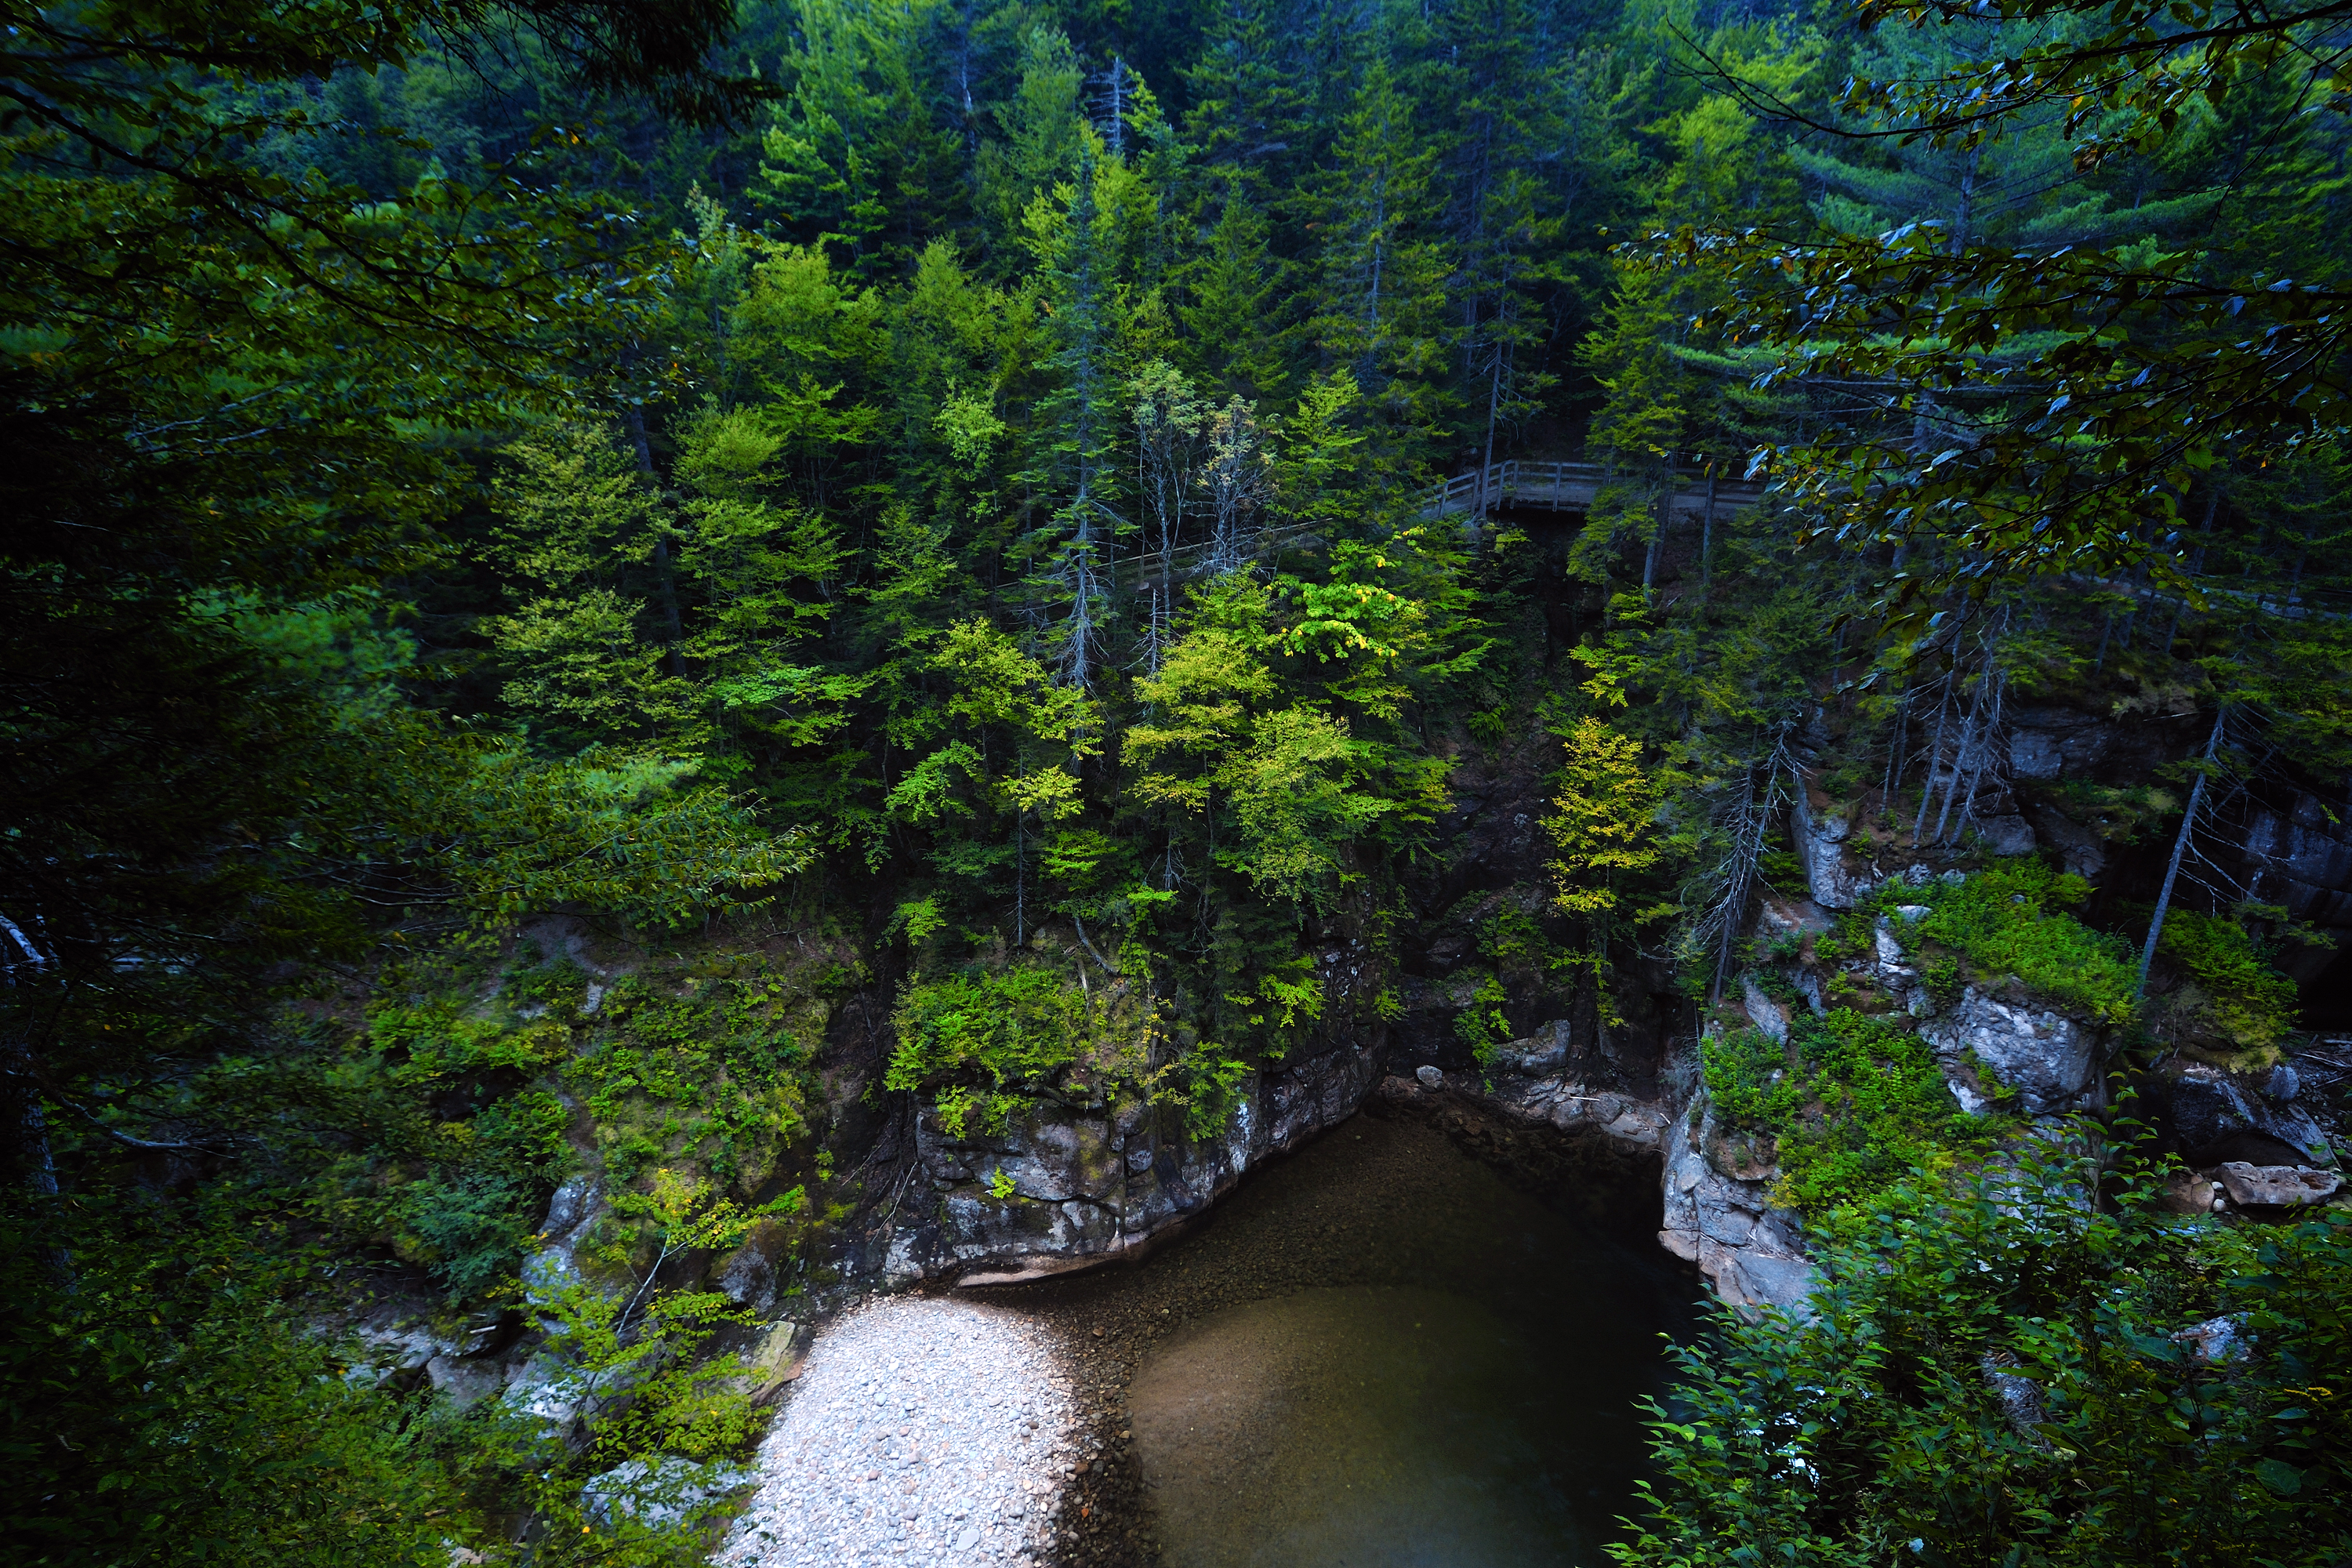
[2154,907,2303,1058]
[1704,1009,2013,1216]
[1887,862,2138,1025]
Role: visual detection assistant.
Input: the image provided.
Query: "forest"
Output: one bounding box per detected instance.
[5,0,2352,1561]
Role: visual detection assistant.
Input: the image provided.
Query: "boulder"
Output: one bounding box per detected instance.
[2028,804,2108,880]
[738,1319,804,1403]
[1973,814,2037,857]
[424,1352,506,1410]
[1923,988,2096,1115]
[583,1457,757,1530]
[2172,1316,2249,1366]
[521,1174,605,1303]
[2157,1168,2220,1214]
[714,1244,776,1316]
[2161,1065,2331,1167]
[1659,1097,1813,1317]
[2215,1162,2341,1208]
[1740,973,1791,1044]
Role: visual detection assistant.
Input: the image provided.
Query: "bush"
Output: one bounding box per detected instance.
[1889,861,2138,1024]
[1612,1152,2352,1568]
[1704,1010,2010,1215]
[2154,907,2303,1054]
[886,966,1087,1109]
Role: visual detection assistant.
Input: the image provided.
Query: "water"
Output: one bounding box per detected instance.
[1017,1110,1693,1568]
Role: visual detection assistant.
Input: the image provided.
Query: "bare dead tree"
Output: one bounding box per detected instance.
[1201,395,1272,577]
[1692,725,1801,1005]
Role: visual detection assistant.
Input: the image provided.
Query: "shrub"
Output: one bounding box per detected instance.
[1453,971,1512,1066]
[886,966,1087,1102]
[1889,861,2138,1024]
[1612,1153,2352,1568]
[2154,907,2303,1054]
[1704,1010,2010,1215]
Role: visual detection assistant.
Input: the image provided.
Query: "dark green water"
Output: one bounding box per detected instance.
[1025,1111,1693,1568]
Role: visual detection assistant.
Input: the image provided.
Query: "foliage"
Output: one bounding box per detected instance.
[1,1203,463,1567]
[886,967,1090,1126]
[1454,971,1514,1068]
[2150,908,2307,1059]
[1612,1149,2352,1568]
[1704,1010,2012,1215]
[1889,863,2140,1026]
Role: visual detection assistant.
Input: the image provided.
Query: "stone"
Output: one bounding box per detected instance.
[1792,794,1874,909]
[2156,1168,2219,1214]
[1489,1019,1572,1076]
[2215,1162,2341,1207]
[1659,1100,1813,1317]
[2028,804,2107,880]
[1980,1352,2047,1439]
[2172,1316,2248,1365]
[586,1456,756,1530]
[716,1244,776,1315]
[739,1319,805,1403]
[1414,1064,1444,1088]
[2163,1067,2331,1167]
[521,1175,605,1304]
[424,1352,506,1410]
[1893,905,1932,924]
[1740,975,1790,1044]
[1923,989,2094,1115]
[1973,814,2037,857]
[959,1527,983,1552]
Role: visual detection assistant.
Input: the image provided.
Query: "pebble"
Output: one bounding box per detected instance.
[719,1297,1079,1568]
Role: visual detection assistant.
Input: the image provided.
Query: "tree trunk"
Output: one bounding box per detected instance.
[2136,707,2227,998]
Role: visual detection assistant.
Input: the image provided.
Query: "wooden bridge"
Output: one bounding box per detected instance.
[1419,459,1767,521]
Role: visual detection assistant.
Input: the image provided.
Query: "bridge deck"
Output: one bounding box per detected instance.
[1421,459,1765,521]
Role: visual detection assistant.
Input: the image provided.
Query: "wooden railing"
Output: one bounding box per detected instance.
[1419,459,1764,518]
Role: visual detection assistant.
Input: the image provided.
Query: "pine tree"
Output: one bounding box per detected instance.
[1179,175,1290,401]
[757,0,967,280]
[1022,133,1130,696]
[977,24,1087,261]
[1301,45,1456,480]
[1181,0,1312,198]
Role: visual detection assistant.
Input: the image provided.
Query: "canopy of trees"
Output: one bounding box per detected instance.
[5,0,2348,1559]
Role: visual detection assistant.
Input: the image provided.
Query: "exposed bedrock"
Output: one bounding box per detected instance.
[880,1035,1386,1287]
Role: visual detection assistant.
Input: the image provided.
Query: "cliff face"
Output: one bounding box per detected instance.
[820,702,2348,1312]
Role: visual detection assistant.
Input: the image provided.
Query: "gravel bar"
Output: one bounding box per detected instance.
[720,1296,1080,1568]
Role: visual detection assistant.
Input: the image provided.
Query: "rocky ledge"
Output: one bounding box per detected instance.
[878,1036,1386,1288]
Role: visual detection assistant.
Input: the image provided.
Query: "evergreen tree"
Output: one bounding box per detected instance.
[757,0,968,279]
[1180,175,1291,401]
[1302,45,1457,478]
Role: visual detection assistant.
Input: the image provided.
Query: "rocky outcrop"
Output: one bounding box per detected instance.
[887,1037,1385,1287]
[1793,794,1874,910]
[1922,987,2099,1116]
[2153,1061,2331,1166]
[1658,1091,1814,1316]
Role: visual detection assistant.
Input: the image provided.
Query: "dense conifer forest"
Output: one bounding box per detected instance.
[7,0,2352,1560]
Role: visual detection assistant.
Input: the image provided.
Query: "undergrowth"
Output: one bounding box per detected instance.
[340,942,822,1305]
[1881,861,2138,1025]
[1704,1009,2013,1216]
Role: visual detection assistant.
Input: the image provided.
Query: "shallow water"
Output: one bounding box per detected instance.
[1021,1112,1693,1568]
